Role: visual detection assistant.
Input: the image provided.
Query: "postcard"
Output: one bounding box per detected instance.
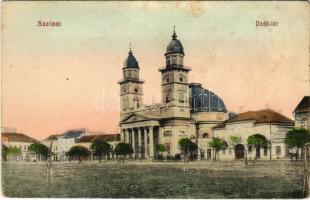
[1,1,310,199]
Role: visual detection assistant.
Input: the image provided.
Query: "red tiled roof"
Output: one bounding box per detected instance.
[1,132,40,143]
[76,134,120,143]
[213,109,294,129]
[76,135,97,142]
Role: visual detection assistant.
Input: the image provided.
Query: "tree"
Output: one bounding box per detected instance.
[90,140,112,162]
[230,136,241,146]
[178,138,198,171]
[155,144,166,161]
[29,143,49,161]
[179,138,198,160]
[285,128,310,148]
[2,145,8,161]
[208,137,227,161]
[230,136,241,159]
[66,146,90,162]
[247,134,268,160]
[114,143,133,162]
[6,146,22,161]
[285,128,310,160]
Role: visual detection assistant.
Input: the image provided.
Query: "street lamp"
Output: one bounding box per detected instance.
[46,141,53,183]
[212,136,216,161]
[195,121,200,160]
[269,123,272,160]
[245,149,248,165]
[303,143,309,197]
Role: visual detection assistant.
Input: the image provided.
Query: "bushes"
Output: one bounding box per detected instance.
[29,143,49,161]
[66,146,90,162]
[174,154,181,161]
[155,154,181,162]
[114,143,133,162]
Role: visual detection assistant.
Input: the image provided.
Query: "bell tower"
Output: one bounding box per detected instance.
[118,46,144,116]
[159,29,191,118]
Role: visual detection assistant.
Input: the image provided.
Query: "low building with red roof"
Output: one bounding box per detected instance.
[74,134,120,160]
[211,109,294,160]
[1,132,40,161]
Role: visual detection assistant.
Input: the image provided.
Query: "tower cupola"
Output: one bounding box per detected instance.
[165,28,185,67]
[123,47,139,69]
[165,29,185,56]
[122,46,140,80]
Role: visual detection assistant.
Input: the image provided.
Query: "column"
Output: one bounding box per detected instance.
[132,129,136,158]
[128,129,131,144]
[124,129,128,143]
[144,127,148,159]
[121,129,124,142]
[149,126,154,160]
[138,128,142,159]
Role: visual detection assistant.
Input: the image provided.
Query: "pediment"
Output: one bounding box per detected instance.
[121,114,150,123]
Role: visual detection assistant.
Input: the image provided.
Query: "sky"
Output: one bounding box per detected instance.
[2,1,309,140]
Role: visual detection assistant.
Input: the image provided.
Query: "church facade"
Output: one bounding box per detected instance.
[118,30,228,159]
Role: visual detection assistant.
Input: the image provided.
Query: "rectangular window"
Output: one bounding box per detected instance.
[276,146,281,156]
[163,131,172,137]
[178,93,185,103]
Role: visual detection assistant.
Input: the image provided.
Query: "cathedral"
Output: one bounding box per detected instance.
[118,30,228,159]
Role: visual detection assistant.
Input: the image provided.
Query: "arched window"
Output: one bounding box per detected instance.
[172,56,176,65]
[202,133,209,138]
[166,57,170,66]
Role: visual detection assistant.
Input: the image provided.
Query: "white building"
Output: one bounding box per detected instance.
[118,30,229,160]
[212,109,294,160]
[42,129,118,161]
[42,129,91,161]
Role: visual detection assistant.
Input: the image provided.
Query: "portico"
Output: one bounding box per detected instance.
[120,114,160,160]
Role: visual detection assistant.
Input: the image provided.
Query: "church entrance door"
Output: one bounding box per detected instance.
[235,144,245,159]
[207,149,212,160]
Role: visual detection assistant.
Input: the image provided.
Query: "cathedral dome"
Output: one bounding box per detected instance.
[165,30,184,56]
[123,50,139,69]
[189,83,227,112]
